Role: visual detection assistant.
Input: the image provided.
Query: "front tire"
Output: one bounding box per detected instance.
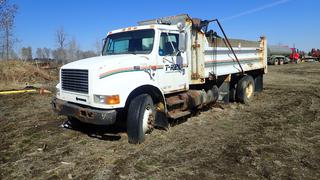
[127,94,155,144]
[236,75,255,104]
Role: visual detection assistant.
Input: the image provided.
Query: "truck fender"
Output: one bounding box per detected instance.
[125,85,169,130]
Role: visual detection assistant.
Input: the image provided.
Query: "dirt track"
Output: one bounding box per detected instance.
[1,62,320,179]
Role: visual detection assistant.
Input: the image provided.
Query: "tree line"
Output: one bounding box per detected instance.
[0,0,17,60]
[20,27,102,64]
[0,0,101,63]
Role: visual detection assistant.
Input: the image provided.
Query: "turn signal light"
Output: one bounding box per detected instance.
[94,95,120,105]
[105,95,120,105]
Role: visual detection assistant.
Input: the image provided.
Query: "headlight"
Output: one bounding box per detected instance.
[94,95,120,105]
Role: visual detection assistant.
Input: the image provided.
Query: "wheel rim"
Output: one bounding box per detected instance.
[246,82,254,98]
[142,105,153,134]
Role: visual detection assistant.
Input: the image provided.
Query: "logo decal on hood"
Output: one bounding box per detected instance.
[99,65,164,79]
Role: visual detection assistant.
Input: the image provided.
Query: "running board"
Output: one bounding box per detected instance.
[168,111,191,119]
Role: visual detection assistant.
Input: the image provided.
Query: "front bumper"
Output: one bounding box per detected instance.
[51,97,117,125]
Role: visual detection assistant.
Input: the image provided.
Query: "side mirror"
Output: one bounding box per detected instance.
[178,32,186,52]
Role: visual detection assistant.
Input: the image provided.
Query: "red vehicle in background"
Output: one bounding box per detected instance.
[290,48,299,60]
[290,48,301,63]
[310,48,320,61]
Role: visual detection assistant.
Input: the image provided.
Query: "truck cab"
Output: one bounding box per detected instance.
[99,25,189,94]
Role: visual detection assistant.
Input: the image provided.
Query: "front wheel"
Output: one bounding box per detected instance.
[236,75,255,104]
[127,94,155,144]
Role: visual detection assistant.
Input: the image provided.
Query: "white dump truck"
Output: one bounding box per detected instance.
[52,14,267,144]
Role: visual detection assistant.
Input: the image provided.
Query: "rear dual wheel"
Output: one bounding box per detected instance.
[236,75,255,104]
[279,59,284,65]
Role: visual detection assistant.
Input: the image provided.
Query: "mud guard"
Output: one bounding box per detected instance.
[254,74,263,92]
[218,81,230,104]
[154,111,169,130]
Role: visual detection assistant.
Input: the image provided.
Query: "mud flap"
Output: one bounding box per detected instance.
[218,81,230,104]
[254,74,263,92]
[154,111,169,130]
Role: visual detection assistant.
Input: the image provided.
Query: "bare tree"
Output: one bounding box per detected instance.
[0,0,4,59]
[21,46,32,61]
[95,39,102,56]
[36,48,44,59]
[43,47,50,59]
[79,50,96,59]
[0,0,18,60]
[67,37,79,62]
[54,27,68,63]
[52,48,66,63]
[56,27,67,49]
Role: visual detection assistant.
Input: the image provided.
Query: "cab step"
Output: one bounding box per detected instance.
[166,96,186,111]
[168,110,191,119]
[166,96,185,107]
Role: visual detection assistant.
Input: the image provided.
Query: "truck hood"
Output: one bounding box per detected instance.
[61,55,153,81]
[62,55,150,71]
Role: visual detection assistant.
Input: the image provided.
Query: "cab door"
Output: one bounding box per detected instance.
[156,32,188,94]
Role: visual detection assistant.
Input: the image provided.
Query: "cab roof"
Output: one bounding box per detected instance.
[107,24,180,36]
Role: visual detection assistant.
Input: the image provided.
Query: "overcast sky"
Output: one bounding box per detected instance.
[12,0,320,52]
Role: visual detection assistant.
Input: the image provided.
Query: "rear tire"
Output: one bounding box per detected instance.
[127,94,155,144]
[279,59,284,65]
[236,75,255,104]
[274,59,279,65]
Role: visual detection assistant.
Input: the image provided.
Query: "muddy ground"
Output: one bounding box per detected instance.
[1,62,320,179]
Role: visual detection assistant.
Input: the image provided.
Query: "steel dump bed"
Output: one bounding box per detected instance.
[142,14,267,83]
[204,38,267,76]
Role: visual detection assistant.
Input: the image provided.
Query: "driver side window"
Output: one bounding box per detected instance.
[159,33,179,56]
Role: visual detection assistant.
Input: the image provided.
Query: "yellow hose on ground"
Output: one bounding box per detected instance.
[0,89,37,95]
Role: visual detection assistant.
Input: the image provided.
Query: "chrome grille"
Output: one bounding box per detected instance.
[61,69,88,94]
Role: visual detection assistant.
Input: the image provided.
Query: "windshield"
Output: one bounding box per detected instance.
[102,29,155,55]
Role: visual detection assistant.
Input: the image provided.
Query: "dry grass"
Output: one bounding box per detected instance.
[0,60,58,90]
[0,62,320,179]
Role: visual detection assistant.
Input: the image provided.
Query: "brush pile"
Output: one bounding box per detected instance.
[0,60,58,90]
